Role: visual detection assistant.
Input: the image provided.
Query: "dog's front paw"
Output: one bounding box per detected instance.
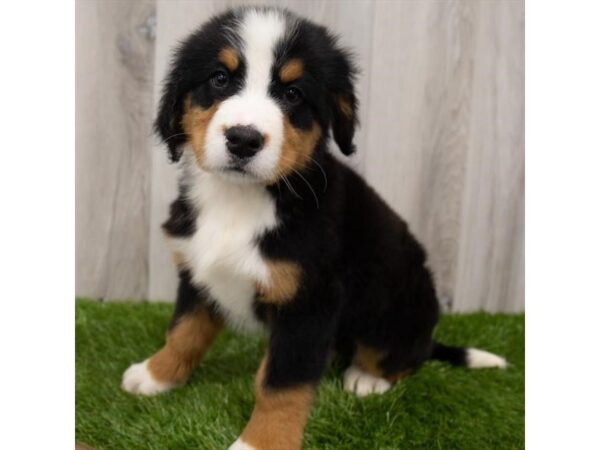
[343,365,391,397]
[121,359,175,396]
[228,438,255,450]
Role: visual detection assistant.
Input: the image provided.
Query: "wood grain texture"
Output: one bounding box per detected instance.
[453,0,525,312]
[365,0,476,310]
[76,0,156,300]
[365,0,523,312]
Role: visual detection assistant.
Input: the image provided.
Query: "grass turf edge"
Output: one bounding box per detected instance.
[76,299,524,450]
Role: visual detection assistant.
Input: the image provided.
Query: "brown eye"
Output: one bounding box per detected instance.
[210,70,229,89]
[284,87,302,105]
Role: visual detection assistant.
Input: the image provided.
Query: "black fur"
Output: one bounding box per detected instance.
[271,17,359,154]
[169,270,222,330]
[162,186,197,238]
[258,153,443,384]
[154,10,240,162]
[430,342,468,367]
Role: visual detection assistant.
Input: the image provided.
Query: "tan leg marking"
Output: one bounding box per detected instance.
[255,260,302,304]
[75,444,95,450]
[279,58,304,83]
[147,307,223,385]
[181,95,220,168]
[354,344,385,377]
[354,344,413,382]
[240,356,315,450]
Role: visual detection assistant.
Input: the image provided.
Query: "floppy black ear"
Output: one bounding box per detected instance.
[154,79,186,163]
[331,91,358,156]
[329,51,359,156]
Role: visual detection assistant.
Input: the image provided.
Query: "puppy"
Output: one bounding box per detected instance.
[122,7,507,450]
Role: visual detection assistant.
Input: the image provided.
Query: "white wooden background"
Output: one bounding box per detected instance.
[76,0,524,312]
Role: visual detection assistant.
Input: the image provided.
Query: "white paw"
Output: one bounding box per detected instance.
[228,438,255,450]
[343,365,391,397]
[121,359,175,396]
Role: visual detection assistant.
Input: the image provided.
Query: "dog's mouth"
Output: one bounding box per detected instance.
[225,158,253,175]
[216,163,264,184]
[229,165,246,174]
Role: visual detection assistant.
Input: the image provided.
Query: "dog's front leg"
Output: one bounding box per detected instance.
[122,271,223,395]
[230,354,315,450]
[230,297,339,450]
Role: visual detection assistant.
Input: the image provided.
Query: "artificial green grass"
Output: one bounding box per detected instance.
[76,299,524,450]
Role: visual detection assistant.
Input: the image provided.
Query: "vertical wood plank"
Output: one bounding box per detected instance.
[76,0,156,300]
[365,0,523,312]
[365,0,477,309]
[454,0,525,312]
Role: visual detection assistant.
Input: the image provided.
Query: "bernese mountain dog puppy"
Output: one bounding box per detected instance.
[122,6,507,449]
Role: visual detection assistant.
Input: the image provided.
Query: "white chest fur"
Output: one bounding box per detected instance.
[168,166,278,332]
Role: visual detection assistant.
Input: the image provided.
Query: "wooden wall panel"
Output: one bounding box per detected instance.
[365,0,523,312]
[75,0,156,300]
[365,0,477,310]
[453,0,525,312]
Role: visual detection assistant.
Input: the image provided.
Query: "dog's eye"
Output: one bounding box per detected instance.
[210,71,229,89]
[284,87,302,105]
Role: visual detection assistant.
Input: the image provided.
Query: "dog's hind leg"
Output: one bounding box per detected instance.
[343,344,415,397]
[343,344,392,397]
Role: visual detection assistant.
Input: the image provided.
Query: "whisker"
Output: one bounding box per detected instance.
[290,167,319,209]
[163,132,188,143]
[278,172,302,200]
[308,157,328,193]
[276,154,328,193]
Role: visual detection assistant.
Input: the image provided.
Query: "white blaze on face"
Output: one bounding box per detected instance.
[204,9,287,181]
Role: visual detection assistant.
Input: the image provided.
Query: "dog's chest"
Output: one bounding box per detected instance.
[172,173,278,332]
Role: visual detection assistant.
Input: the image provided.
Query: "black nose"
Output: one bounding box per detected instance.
[225,125,264,159]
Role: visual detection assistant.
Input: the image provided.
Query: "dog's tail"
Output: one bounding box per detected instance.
[430,341,508,369]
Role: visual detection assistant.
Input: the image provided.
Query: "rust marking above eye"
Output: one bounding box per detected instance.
[218,47,239,72]
[279,58,304,83]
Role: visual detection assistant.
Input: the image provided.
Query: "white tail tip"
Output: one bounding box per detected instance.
[466,348,508,369]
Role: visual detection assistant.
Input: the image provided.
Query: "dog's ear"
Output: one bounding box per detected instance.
[330,51,359,156]
[331,91,358,156]
[154,78,186,163]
